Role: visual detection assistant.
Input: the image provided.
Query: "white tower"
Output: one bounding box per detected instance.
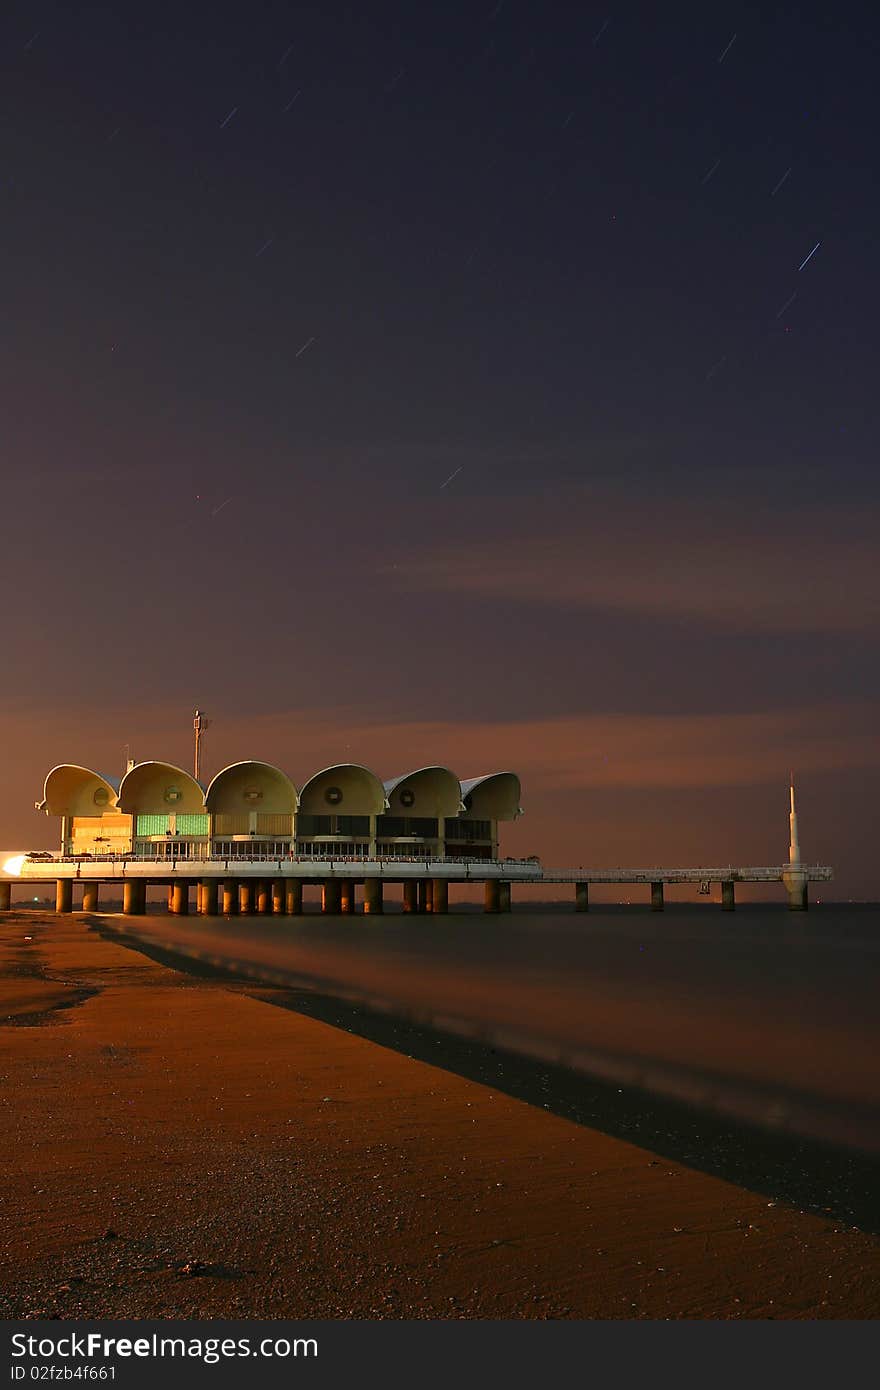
[788,773,801,866]
[784,774,808,910]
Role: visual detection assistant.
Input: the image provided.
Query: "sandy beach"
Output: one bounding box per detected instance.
[2,910,879,1320]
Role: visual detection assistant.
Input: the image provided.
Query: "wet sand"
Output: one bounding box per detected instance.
[2,911,880,1319]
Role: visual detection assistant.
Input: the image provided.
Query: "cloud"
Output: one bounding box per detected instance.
[385,497,880,634]
[2,699,877,811]
[258,705,877,792]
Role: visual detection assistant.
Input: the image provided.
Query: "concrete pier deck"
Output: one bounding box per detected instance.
[1,853,833,915]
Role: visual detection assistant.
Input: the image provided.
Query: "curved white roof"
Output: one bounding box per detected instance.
[40,765,121,816]
[383,766,465,815]
[117,760,206,814]
[460,771,523,819]
[298,763,388,814]
[37,760,524,821]
[204,760,298,810]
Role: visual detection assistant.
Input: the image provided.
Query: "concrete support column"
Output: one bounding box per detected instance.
[340,879,355,914]
[272,879,286,915]
[322,879,341,914]
[498,881,511,913]
[238,880,253,915]
[402,881,418,914]
[417,879,431,913]
[721,880,735,912]
[171,881,189,915]
[167,886,174,913]
[431,879,448,914]
[484,880,500,914]
[285,880,303,915]
[201,880,218,915]
[364,879,383,915]
[651,881,664,912]
[56,879,73,913]
[783,871,808,912]
[0,882,11,911]
[576,881,589,912]
[222,879,238,915]
[123,880,144,915]
[256,880,270,915]
[81,882,99,913]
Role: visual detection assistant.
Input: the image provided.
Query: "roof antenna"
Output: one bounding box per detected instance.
[193,709,210,782]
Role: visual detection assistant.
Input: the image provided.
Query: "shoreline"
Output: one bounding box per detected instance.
[88,912,880,1160]
[2,910,880,1319]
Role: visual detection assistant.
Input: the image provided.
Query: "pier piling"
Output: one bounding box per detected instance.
[364,879,383,914]
[322,879,341,914]
[122,880,144,915]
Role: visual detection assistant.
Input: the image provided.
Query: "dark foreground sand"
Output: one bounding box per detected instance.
[1,912,879,1319]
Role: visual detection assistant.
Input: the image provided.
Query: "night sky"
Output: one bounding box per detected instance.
[2,2,878,895]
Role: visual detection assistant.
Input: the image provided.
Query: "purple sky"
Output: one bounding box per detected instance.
[1,2,878,895]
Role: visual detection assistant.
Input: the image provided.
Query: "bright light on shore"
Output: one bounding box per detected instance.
[2,855,26,877]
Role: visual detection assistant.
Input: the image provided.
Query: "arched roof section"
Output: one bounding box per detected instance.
[459,772,522,820]
[205,761,298,814]
[298,764,387,815]
[117,761,205,814]
[383,767,464,817]
[40,765,120,817]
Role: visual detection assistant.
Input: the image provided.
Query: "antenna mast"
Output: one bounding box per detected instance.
[193,709,210,781]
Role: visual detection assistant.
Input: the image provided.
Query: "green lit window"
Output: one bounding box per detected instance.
[137,814,169,836]
[176,814,209,836]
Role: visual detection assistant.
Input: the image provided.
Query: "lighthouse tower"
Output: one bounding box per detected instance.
[789,775,801,866]
[783,775,808,910]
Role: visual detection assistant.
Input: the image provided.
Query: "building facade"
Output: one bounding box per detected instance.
[38,762,522,861]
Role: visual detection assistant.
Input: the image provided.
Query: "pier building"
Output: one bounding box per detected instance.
[0,768,832,916]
